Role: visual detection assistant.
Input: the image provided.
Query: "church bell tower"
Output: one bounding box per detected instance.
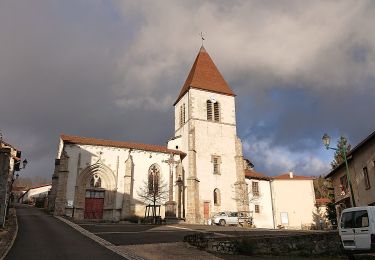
[168,46,248,224]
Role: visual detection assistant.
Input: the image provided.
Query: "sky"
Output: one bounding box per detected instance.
[1,0,374,180]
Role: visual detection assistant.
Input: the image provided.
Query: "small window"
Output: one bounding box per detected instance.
[183,103,186,123]
[340,175,348,195]
[364,167,370,189]
[207,100,212,121]
[214,188,221,206]
[179,104,185,127]
[212,156,220,174]
[252,182,259,197]
[255,205,260,213]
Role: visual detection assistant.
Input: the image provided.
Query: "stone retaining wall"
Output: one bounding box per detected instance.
[184,231,344,257]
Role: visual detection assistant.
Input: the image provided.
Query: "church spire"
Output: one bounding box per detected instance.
[173,47,235,106]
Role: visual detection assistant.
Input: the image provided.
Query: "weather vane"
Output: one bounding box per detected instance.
[200,32,205,46]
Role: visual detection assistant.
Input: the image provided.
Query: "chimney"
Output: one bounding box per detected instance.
[289,171,293,178]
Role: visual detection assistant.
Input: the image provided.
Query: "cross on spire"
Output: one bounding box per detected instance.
[200,32,205,46]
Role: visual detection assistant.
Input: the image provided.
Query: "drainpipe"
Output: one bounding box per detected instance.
[269,180,276,229]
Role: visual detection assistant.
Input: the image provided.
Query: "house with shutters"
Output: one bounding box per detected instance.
[325,130,375,217]
[49,46,248,223]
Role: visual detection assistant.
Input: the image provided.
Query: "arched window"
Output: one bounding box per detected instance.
[214,188,221,206]
[148,164,160,194]
[206,100,212,121]
[90,174,102,188]
[214,102,220,122]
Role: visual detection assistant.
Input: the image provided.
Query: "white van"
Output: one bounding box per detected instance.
[339,206,375,252]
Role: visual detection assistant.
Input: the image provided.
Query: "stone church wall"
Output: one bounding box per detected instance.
[57,143,181,221]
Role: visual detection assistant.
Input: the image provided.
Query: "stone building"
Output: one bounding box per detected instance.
[0,140,21,227]
[325,130,375,216]
[49,46,248,223]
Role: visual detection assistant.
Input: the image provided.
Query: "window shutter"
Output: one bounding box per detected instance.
[207,100,212,121]
[214,102,220,122]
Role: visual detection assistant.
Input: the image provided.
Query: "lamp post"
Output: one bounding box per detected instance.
[322,133,356,207]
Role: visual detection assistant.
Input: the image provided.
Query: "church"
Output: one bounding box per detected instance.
[48,46,249,224]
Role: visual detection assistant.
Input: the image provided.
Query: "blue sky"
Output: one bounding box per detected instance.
[0,0,374,179]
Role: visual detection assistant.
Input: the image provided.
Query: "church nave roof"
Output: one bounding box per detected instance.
[60,134,185,156]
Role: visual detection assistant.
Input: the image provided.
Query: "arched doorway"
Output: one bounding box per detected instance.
[74,162,116,220]
[84,175,105,219]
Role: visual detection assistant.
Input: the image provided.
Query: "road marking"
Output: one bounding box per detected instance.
[166,225,234,237]
[93,230,179,235]
[166,225,194,231]
[55,216,144,260]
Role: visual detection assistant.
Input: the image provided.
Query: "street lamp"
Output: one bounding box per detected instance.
[22,158,28,169]
[322,133,356,207]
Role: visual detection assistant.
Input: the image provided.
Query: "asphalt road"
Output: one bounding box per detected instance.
[6,204,124,260]
[80,223,197,245]
[77,221,327,246]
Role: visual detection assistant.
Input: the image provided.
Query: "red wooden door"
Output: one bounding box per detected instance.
[84,196,104,219]
[204,202,210,220]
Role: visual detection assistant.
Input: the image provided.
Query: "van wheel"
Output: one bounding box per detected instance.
[219,219,226,226]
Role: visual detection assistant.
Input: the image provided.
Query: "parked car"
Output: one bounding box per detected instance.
[211,211,240,226]
[339,206,375,253]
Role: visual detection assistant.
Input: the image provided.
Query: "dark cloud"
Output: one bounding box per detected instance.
[1,0,374,180]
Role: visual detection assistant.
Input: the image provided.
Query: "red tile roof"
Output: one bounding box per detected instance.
[60,134,186,156]
[272,173,315,180]
[245,169,271,180]
[174,46,235,105]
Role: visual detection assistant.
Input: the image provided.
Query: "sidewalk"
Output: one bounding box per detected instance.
[0,208,18,260]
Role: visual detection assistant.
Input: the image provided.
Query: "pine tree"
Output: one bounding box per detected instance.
[325,179,338,228]
[330,136,352,169]
[313,176,329,199]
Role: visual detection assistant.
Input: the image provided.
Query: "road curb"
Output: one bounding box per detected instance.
[55,216,144,260]
[0,208,18,260]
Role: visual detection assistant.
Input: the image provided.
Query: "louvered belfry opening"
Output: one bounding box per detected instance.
[213,102,220,122]
[206,100,212,120]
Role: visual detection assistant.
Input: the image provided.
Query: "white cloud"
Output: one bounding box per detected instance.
[113,0,375,110]
[243,136,330,176]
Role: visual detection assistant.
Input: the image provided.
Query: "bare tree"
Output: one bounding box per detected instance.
[137,167,168,222]
[232,182,261,226]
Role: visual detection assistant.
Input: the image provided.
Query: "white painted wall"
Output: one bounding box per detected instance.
[21,185,51,203]
[271,179,316,229]
[245,178,274,228]
[63,143,181,218]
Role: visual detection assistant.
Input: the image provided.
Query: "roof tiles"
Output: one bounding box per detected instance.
[174,46,235,105]
[60,134,186,156]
